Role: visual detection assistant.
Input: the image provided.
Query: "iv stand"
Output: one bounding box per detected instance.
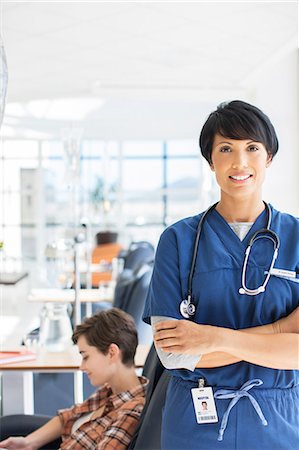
[73,233,85,326]
[73,232,85,404]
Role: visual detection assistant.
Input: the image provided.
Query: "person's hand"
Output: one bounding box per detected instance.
[274,307,299,334]
[0,437,35,450]
[154,319,222,355]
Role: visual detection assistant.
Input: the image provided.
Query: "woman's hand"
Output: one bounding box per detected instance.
[273,306,299,334]
[154,317,299,369]
[0,437,36,450]
[154,319,221,355]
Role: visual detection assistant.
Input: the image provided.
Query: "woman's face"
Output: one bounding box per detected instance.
[77,335,113,386]
[210,134,272,201]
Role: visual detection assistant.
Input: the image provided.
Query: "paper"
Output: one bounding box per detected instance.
[0,349,36,365]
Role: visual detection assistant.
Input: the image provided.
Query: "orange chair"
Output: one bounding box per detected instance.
[91,242,122,287]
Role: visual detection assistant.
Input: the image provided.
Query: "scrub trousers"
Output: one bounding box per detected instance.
[161,377,299,450]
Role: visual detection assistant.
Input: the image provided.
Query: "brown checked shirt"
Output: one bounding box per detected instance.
[58,376,148,449]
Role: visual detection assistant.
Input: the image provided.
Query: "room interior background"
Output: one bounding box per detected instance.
[0,0,298,351]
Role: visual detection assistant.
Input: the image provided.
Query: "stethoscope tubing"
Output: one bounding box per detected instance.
[240,231,280,295]
[182,202,280,319]
[187,202,218,300]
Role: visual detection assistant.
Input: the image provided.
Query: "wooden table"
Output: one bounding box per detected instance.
[0,344,150,414]
[0,344,149,371]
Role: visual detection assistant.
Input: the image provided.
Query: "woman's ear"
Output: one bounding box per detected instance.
[108,343,121,362]
[209,161,215,171]
[266,154,273,167]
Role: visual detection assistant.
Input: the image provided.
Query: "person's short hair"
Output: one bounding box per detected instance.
[72,308,138,367]
[199,100,279,164]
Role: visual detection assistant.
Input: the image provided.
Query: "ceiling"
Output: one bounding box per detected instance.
[0,0,298,139]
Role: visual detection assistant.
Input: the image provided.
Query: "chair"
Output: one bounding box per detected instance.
[122,241,155,272]
[0,414,61,449]
[89,240,153,313]
[128,343,165,450]
[93,261,154,345]
[129,371,170,450]
[123,264,154,344]
[141,343,162,378]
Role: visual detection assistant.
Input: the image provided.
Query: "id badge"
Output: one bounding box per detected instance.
[191,387,218,424]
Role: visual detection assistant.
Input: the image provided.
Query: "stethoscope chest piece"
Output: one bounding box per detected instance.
[180,298,196,319]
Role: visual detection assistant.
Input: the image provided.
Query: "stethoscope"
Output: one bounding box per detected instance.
[180,202,280,319]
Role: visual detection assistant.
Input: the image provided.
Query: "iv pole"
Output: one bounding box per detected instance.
[73,232,85,326]
[73,232,85,405]
[62,129,84,404]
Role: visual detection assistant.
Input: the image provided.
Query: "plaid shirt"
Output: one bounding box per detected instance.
[58,376,148,450]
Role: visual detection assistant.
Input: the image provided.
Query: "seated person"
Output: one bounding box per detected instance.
[0,308,148,450]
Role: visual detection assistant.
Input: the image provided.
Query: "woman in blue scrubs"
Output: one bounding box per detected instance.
[143,100,299,450]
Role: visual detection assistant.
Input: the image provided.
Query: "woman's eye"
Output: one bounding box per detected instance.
[248,145,259,152]
[219,146,231,153]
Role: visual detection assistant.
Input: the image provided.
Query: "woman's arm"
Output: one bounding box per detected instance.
[217,328,299,370]
[197,308,299,368]
[154,307,299,370]
[0,416,63,450]
[153,316,280,369]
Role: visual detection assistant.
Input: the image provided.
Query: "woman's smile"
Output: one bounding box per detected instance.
[229,173,253,183]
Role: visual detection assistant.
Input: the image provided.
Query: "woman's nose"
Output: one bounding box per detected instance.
[232,151,248,169]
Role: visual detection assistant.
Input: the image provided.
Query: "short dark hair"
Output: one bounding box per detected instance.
[72,308,138,367]
[199,100,279,164]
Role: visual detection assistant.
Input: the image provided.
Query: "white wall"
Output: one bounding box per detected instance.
[248,47,299,216]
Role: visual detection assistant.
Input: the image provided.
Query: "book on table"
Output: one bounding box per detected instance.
[0,349,37,365]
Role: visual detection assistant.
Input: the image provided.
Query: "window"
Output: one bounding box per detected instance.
[0,138,216,272]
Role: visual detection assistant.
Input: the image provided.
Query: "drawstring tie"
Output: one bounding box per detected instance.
[214,379,268,441]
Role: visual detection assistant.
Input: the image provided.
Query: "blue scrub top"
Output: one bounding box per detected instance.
[143,205,299,389]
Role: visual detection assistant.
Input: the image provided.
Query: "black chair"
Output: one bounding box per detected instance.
[0,414,61,449]
[90,240,154,315]
[122,241,155,271]
[141,343,164,401]
[130,371,170,450]
[123,264,153,344]
[128,344,165,450]
[112,267,139,310]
